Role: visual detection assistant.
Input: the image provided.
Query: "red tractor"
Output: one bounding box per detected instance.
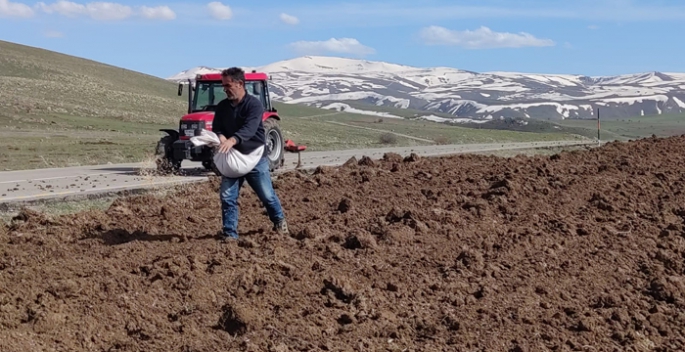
[156,71,304,174]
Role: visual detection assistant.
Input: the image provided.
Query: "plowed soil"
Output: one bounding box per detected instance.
[2,136,685,352]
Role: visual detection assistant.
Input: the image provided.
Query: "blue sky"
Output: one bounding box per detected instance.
[1,0,684,78]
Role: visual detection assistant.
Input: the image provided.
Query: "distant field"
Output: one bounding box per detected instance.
[445,116,628,142]
[275,101,596,145]
[327,101,685,142]
[555,113,685,140]
[0,112,166,169]
[296,111,584,145]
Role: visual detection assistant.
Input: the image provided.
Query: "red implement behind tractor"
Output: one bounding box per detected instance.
[156,71,306,174]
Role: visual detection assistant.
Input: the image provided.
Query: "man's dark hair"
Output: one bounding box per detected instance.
[221,67,245,84]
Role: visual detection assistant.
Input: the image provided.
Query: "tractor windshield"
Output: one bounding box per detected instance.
[192,81,265,112]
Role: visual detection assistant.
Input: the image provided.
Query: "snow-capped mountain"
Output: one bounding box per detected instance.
[167,56,685,120]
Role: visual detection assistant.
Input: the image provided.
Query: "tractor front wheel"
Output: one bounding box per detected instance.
[263,118,284,172]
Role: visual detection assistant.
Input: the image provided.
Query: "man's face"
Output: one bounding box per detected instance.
[221,76,243,99]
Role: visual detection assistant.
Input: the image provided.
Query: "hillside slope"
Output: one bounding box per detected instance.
[0,40,185,123]
[170,56,685,121]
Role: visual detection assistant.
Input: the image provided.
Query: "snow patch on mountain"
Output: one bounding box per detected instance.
[673,97,685,109]
[420,115,491,124]
[320,102,404,119]
[597,94,669,105]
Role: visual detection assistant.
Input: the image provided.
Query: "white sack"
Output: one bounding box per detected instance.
[190,129,264,178]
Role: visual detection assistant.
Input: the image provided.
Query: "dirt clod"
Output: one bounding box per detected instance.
[357,155,376,166]
[382,152,403,163]
[217,304,253,336]
[337,198,352,213]
[403,152,420,162]
[3,136,685,351]
[313,165,335,175]
[341,156,357,168]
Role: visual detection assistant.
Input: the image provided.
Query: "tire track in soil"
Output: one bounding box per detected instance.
[2,135,685,351]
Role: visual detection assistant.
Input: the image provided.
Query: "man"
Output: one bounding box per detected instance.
[211,67,288,241]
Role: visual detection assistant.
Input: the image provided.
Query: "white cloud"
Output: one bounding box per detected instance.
[588,24,599,30]
[35,1,133,21]
[279,13,299,25]
[35,0,83,17]
[0,0,34,18]
[139,5,175,20]
[419,26,555,49]
[207,1,232,20]
[86,2,132,20]
[289,38,375,56]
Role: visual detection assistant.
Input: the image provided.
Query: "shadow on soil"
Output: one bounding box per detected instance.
[96,228,266,245]
[101,229,186,245]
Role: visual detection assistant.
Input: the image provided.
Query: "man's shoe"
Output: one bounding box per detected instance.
[273,219,289,234]
[218,231,238,242]
[220,236,238,243]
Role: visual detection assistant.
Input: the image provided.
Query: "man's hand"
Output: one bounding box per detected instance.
[218,136,236,153]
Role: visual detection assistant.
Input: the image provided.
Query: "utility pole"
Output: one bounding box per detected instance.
[597,107,601,146]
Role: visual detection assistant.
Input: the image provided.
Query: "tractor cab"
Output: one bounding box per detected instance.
[155,70,304,174]
[180,72,276,115]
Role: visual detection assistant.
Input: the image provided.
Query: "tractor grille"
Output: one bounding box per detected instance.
[179,121,206,139]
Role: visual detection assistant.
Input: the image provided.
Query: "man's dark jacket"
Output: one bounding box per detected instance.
[211,93,266,156]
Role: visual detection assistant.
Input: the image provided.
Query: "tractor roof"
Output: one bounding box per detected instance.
[196,71,269,82]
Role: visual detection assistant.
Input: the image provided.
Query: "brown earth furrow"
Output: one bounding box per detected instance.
[2,136,685,351]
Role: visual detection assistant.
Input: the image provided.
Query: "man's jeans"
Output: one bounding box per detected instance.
[219,156,285,239]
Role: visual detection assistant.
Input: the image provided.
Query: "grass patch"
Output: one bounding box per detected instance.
[0,132,161,170]
[379,132,398,144]
[305,112,586,144]
[556,113,685,140]
[278,116,427,151]
[0,39,186,124]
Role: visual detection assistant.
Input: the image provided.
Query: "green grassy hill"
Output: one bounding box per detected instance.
[0,39,186,124]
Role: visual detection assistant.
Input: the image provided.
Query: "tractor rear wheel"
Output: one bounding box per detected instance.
[155,135,180,174]
[263,118,284,172]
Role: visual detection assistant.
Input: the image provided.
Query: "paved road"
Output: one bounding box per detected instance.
[0,140,592,204]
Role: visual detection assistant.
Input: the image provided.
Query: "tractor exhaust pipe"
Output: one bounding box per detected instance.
[187,78,193,114]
